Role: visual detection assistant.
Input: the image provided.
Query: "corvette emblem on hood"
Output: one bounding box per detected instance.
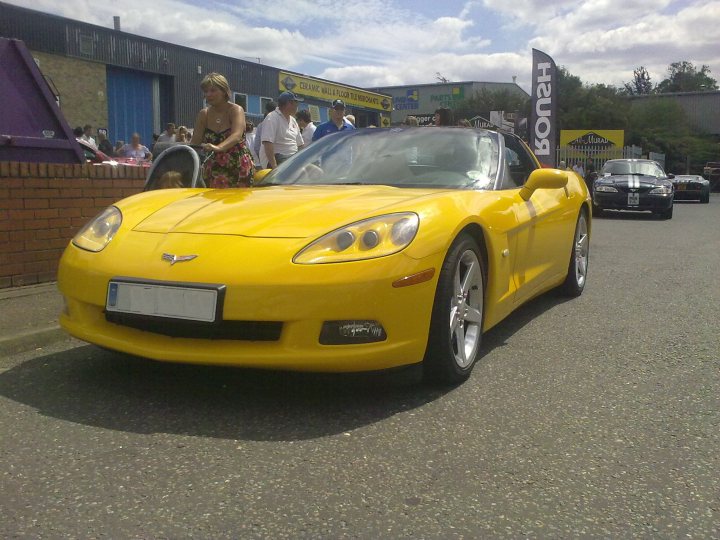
[161,253,198,265]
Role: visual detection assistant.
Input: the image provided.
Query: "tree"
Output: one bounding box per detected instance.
[624,66,654,95]
[557,67,630,130]
[452,88,529,125]
[656,61,718,93]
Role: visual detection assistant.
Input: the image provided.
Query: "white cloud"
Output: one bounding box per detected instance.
[4,0,719,92]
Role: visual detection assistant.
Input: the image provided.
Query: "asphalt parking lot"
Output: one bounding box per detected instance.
[1,196,718,538]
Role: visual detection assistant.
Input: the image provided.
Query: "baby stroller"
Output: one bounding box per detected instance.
[144,144,207,191]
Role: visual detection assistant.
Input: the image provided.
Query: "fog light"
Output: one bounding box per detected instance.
[319,320,387,345]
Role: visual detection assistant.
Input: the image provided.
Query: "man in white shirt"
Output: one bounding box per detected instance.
[80,124,97,149]
[156,123,176,143]
[296,109,316,146]
[261,92,304,169]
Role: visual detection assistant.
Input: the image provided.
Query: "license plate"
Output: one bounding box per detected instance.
[677,184,686,190]
[628,193,640,206]
[106,281,220,322]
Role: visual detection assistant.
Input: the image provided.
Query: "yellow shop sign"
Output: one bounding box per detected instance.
[560,130,624,148]
[279,72,391,112]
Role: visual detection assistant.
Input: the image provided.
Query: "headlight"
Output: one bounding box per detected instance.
[293,213,419,264]
[71,206,122,252]
[650,185,672,194]
[595,185,618,193]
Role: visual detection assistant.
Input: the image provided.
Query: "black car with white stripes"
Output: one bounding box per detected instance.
[593,159,674,219]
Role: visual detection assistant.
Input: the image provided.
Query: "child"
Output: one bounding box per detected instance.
[156,171,185,189]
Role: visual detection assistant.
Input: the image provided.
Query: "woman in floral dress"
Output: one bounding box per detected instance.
[191,73,255,187]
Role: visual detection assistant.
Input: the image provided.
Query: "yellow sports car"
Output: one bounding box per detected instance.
[58,127,591,384]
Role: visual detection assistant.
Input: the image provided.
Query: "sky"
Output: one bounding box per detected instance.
[7,0,720,93]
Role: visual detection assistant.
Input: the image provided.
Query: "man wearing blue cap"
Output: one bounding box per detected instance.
[261,91,305,169]
[312,99,355,142]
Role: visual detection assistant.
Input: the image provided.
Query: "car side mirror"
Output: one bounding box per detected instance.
[519,168,568,201]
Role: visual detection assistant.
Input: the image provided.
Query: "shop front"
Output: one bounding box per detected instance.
[279,71,392,127]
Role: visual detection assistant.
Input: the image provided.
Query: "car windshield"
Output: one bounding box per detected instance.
[602,161,666,177]
[260,127,501,190]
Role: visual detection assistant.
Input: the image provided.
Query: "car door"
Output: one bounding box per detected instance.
[499,135,573,305]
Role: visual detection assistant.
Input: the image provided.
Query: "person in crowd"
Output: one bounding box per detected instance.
[176,125,189,143]
[312,99,355,142]
[157,171,185,189]
[403,116,419,126]
[434,107,453,126]
[157,123,176,143]
[253,100,278,165]
[81,124,97,149]
[345,114,356,126]
[572,160,585,178]
[73,126,83,139]
[118,133,153,160]
[296,109,316,146]
[190,72,255,187]
[260,91,304,169]
[559,160,568,170]
[244,121,259,164]
[97,131,114,155]
[113,140,124,155]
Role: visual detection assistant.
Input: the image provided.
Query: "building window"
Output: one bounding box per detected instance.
[260,96,274,114]
[79,34,94,56]
[233,92,247,110]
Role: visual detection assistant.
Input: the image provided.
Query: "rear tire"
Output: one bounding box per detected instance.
[560,210,589,297]
[423,234,485,386]
[701,192,710,204]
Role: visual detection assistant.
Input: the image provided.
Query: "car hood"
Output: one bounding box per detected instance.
[596,174,670,188]
[672,177,708,185]
[133,185,452,238]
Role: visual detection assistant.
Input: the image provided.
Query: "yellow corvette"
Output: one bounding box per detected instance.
[58,127,591,384]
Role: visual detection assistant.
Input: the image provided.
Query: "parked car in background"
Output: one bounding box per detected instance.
[77,138,111,164]
[77,138,150,168]
[593,159,674,219]
[671,174,710,203]
[703,161,720,191]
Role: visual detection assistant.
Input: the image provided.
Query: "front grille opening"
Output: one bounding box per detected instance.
[106,312,282,341]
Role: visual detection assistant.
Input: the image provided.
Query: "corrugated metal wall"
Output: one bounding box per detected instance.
[107,67,155,149]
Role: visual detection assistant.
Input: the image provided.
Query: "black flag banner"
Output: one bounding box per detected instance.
[530,49,557,167]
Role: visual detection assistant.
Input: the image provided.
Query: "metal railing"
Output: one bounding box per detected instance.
[556,145,665,172]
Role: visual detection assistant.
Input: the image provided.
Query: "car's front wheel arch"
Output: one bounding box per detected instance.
[423,229,487,386]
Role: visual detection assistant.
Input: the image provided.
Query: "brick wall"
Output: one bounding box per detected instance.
[0,161,146,289]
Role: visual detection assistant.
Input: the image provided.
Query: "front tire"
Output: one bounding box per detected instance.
[657,205,673,219]
[423,234,485,385]
[560,209,589,297]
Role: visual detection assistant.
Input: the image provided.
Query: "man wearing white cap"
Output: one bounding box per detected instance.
[261,91,304,169]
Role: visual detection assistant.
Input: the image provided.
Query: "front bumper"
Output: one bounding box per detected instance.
[58,234,442,372]
[593,191,673,211]
[673,187,708,201]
